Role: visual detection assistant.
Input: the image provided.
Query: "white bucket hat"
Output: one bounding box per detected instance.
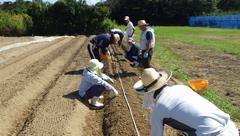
[137,20,149,26]
[133,68,172,94]
[124,16,130,21]
[113,34,120,44]
[87,59,104,73]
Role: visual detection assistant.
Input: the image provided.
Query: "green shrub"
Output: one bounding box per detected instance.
[101,18,118,32]
[0,11,32,36]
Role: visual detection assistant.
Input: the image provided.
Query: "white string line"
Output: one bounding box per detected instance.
[109,45,141,136]
[116,69,141,136]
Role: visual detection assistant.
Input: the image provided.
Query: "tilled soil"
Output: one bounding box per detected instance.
[96,45,182,136]
[0,36,207,136]
[0,36,99,136]
[0,36,184,136]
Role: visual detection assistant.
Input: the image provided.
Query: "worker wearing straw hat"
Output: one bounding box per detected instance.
[78,59,119,109]
[133,68,239,136]
[137,20,155,68]
[87,33,120,62]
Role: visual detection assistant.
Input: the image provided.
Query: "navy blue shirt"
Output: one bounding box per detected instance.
[90,34,111,53]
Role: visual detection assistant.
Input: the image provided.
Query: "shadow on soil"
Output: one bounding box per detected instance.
[63,90,106,110]
[64,69,84,75]
[110,70,137,79]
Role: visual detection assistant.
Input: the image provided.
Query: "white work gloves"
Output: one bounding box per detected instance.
[143,50,149,58]
[101,74,114,83]
[113,89,119,96]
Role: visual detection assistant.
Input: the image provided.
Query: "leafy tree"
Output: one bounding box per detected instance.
[217,0,240,11]
[104,0,218,25]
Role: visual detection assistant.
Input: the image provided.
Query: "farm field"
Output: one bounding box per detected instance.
[0,35,181,136]
[0,26,239,136]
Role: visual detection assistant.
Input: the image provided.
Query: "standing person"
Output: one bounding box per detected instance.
[78,59,119,108]
[87,33,120,62]
[124,16,135,41]
[133,68,239,136]
[110,28,124,46]
[138,20,155,68]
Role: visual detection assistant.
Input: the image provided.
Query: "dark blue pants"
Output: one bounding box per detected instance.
[126,45,141,62]
[87,43,101,61]
[140,48,153,68]
[84,85,106,99]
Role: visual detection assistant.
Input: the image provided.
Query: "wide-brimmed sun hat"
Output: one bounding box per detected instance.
[113,34,120,44]
[87,59,104,72]
[133,68,172,94]
[124,16,130,21]
[137,20,149,26]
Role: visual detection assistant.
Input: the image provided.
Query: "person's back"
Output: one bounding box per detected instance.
[153,85,237,135]
[78,68,96,97]
[90,34,111,48]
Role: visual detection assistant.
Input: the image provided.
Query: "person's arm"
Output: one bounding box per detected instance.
[86,71,115,91]
[101,73,114,83]
[101,47,108,55]
[129,22,135,37]
[130,28,135,37]
[146,31,153,50]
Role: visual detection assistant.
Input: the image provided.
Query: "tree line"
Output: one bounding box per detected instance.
[102,0,240,25]
[0,0,239,36]
[0,0,115,36]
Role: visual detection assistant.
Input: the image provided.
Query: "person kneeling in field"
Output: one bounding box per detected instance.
[87,33,120,62]
[78,59,119,109]
[124,40,142,68]
[133,68,239,136]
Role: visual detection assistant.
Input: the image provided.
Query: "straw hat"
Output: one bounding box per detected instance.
[133,68,172,94]
[124,16,130,21]
[87,59,104,73]
[113,34,120,44]
[137,20,148,26]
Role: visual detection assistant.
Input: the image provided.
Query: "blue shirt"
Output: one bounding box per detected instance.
[78,68,115,97]
[90,34,111,54]
[90,34,111,48]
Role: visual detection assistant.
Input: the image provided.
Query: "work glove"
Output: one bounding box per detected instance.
[143,50,149,58]
[113,89,119,96]
[101,74,114,83]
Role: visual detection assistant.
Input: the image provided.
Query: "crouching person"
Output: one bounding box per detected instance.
[133,68,239,136]
[87,33,120,62]
[78,59,119,109]
[125,42,142,68]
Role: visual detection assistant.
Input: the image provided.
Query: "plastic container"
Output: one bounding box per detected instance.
[188,79,208,92]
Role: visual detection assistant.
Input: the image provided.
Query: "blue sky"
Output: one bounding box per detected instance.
[0,0,102,5]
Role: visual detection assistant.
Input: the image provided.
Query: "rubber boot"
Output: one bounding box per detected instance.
[90,96,104,107]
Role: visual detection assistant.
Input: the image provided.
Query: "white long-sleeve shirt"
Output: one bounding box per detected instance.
[125,21,134,38]
[78,68,115,97]
[151,85,231,136]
